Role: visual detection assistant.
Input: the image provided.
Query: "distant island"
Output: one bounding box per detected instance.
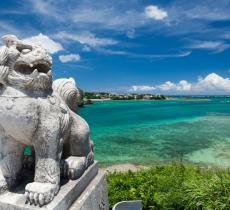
[77,92,167,106]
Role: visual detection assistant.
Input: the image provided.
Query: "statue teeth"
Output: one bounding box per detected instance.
[31,69,38,78]
[47,70,52,76]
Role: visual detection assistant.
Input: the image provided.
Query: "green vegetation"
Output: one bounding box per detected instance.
[76,90,94,107]
[84,92,167,100]
[107,163,230,210]
[110,94,135,100]
[76,95,84,107]
[84,92,104,99]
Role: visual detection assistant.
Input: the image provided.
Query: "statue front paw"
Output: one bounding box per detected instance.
[0,179,8,194]
[25,182,59,207]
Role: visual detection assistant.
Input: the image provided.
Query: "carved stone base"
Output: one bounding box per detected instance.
[0,161,108,210]
[69,170,109,210]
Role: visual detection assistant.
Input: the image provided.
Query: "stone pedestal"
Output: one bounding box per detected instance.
[69,171,109,210]
[0,161,109,210]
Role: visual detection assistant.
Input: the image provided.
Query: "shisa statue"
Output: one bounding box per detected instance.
[0,35,94,206]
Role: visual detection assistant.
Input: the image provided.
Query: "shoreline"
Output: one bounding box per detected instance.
[87,98,212,102]
[101,163,148,173]
[90,98,111,101]
[100,161,230,173]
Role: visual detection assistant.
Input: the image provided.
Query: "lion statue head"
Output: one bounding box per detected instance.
[0,35,52,91]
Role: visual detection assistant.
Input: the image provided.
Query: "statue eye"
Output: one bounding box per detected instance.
[22,49,31,54]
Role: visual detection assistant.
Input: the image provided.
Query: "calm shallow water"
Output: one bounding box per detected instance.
[79,97,230,166]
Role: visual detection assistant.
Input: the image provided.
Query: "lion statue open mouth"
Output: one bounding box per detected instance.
[0,35,94,206]
[3,41,53,91]
[14,49,51,76]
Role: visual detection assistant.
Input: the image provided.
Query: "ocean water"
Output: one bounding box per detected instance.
[79,97,230,166]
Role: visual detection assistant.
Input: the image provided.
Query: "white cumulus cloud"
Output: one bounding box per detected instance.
[59,54,81,63]
[145,5,168,20]
[131,81,192,92]
[129,85,156,92]
[158,73,230,93]
[23,33,63,54]
[176,80,192,91]
[158,81,176,91]
[195,73,230,92]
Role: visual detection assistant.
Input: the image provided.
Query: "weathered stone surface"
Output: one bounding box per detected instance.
[0,162,99,210]
[70,170,109,210]
[0,34,94,206]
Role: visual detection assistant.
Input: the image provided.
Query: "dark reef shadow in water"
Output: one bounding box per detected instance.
[95,116,230,164]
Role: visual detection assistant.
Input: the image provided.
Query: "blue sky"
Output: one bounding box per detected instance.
[0,0,230,94]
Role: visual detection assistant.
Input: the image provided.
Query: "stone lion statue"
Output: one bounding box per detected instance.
[0,35,94,206]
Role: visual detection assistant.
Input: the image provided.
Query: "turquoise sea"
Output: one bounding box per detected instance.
[79,97,230,166]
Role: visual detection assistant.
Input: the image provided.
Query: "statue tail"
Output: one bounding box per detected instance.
[52,78,81,112]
